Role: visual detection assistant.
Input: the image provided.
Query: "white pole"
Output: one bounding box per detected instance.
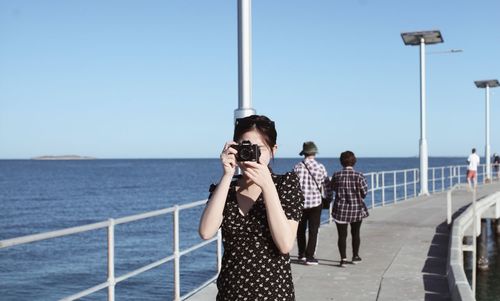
[419,38,429,195]
[472,190,477,296]
[393,171,397,203]
[217,229,223,272]
[173,206,180,301]
[382,172,385,206]
[234,0,255,121]
[371,173,375,208]
[404,171,407,200]
[107,219,115,301]
[441,167,445,191]
[413,169,417,196]
[486,85,491,181]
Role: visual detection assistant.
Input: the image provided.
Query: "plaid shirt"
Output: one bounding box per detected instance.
[331,167,369,222]
[293,158,331,209]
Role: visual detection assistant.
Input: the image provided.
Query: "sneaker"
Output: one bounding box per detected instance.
[305,258,319,265]
[339,258,347,268]
[352,256,362,264]
[298,255,306,262]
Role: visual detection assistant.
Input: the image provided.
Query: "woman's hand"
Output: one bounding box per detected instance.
[199,141,238,240]
[241,161,273,189]
[220,142,238,176]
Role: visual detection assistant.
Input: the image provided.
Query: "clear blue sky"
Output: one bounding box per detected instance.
[1,0,499,159]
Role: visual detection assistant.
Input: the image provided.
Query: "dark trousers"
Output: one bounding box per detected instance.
[335,221,362,259]
[297,204,322,258]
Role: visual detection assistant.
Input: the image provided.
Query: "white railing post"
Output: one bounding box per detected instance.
[404,170,407,200]
[371,173,375,209]
[458,167,461,184]
[472,190,477,296]
[382,172,385,206]
[449,166,453,187]
[483,164,486,183]
[328,203,333,223]
[393,171,397,203]
[441,167,445,191]
[173,206,181,301]
[108,219,115,301]
[217,229,223,272]
[432,168,436,193]
[414,169,417,197]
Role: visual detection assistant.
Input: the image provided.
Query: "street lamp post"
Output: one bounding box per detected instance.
[474,79,500,182]
[235,0,256,122]
[401,30,444,196]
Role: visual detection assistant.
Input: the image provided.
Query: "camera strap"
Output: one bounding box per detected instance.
[302,161,323,195]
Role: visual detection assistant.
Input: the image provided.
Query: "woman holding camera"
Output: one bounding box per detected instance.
[199,115,303,301]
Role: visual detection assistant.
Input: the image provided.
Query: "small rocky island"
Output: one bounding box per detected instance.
[32,155,96,160]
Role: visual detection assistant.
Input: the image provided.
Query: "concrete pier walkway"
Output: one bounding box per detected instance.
[188,182,500,301]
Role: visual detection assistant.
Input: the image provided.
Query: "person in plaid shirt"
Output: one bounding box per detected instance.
[331,150,368,267]
[293,141,331,265]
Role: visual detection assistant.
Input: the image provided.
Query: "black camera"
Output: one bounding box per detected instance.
[231,140,261,162]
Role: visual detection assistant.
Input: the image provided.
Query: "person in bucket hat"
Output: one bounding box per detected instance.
[293,141,331,265]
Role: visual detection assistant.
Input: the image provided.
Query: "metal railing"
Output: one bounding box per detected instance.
[363,164,486,209]
[448,190,500,300]
[0,200,222,301]
[1,163,491,300]
[321,164,485,225]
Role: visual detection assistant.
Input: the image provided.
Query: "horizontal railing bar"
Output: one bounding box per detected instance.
[59,281,109,301]
[177,199,208,210]
[113,200,207,225]
[115,255,175,284]
[179,236,217,257]
[1,201,210,249]
[368,182,418,191]
[0,221,110,249]
[393,183,411,189]
[114,207,176,225]
[366,168,418,174]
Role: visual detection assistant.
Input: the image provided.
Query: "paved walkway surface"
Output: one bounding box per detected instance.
[188,182,500,301]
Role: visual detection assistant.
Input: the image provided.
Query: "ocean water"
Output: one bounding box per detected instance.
[0,158,496,300]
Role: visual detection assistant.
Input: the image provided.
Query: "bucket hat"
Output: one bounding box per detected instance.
[299,141,318,156]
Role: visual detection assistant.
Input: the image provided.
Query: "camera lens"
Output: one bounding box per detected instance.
[239,148,252,161]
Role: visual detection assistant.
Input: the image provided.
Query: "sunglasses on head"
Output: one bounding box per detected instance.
[235,116,275,128]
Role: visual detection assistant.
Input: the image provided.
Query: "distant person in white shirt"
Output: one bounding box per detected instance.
[467,148,480,190]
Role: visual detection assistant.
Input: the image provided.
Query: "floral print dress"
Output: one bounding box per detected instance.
[209,172,303,301]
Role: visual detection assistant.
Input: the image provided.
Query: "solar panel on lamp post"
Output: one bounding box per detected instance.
[401,30,444,196]
[474,79,500,182]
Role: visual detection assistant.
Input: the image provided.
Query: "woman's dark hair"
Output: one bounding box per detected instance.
[340,150,356,167]
[233,115,277,151]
